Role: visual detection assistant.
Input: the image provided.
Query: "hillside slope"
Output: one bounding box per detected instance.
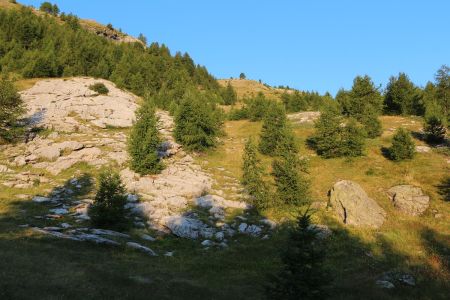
[218,79,291,100]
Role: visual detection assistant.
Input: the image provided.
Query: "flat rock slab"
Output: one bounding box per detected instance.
[387,185,430,216]
[328,180,386,228]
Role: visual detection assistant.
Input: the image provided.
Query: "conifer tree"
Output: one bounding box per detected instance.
[242,138,270,210]
[266,211,330,299]
[0,78,24,142]
[310,106,343,158]
[259,103,289,156]
[174,90,223,151]
[388,128,416,161]
[89,170,128,230]
[424,113,446,144]
[340,118,365,157]
[272,150,309,206]
[222,82,237,105]
[360,107,382,138]
[384,73,420,115]
[128,99,163,175]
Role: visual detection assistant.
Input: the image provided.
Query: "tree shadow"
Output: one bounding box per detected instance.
[380,146,391,159]
[436,176,450,202]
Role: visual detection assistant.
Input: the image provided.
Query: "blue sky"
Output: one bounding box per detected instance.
[20,0,450,95]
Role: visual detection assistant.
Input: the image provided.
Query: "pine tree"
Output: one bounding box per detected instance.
[242,138,270,210]
[272,148,309,206]
[0,78,25,142]
[388,128,416,161]
[174,90,223,151]
[259,103,289,156]
[384,73,420,115]
[424,114,446,144]
[222,82,237,105]
[310,106,343,158]
[89,170,128,229]
[341,118,365,157]
[435,65,449,120]
[128,99,164,175]
[266,211,330,299]
[360,107,382,138]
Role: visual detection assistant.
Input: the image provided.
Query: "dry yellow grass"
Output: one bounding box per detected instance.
[218,79,291,101]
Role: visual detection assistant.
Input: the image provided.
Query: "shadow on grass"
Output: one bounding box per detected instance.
[436,176,450,202]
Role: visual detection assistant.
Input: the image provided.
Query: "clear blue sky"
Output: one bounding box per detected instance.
[20,0,450,95]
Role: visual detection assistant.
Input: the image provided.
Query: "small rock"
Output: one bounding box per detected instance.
[140,234,156,242]
[164,251,174,257]
[201,240,214,246]
[49,208,69,215]
[32,196,51,203]
[398,274,416,286]
[376,280,395,289]
[126,242,157,256]
[238,223,248,233]
[215,231,225,241]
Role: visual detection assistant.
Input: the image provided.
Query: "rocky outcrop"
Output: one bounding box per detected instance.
[328,180,386,228]
[287,111,321,124]
[387,185,430,216]
[20,78,138,132]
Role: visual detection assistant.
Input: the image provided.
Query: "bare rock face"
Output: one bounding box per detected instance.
[20,77,138,132]
[387,185,430,216]
[287,111,321,124]
[328,180,386,228]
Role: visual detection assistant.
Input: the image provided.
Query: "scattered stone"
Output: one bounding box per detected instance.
[90,228,130,238]
[238,223,248,233]
[140,234,156,242]
[164,251,174,257]
[328,180,386,228]
[201,240,214,247]
[49,208,69,215]
[126,242,157,256]
[163,216,215,239]
[260,218,277,229]
[387,185,430,216]
[215,231,225,241]
[308,224,332,239]
[32,196,51,203]
[376,280,395,289]
[415,146,431,153]
[0,165,13,173]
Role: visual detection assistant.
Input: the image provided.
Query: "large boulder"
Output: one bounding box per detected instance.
[328,180,386,228]
[387,185,429,216]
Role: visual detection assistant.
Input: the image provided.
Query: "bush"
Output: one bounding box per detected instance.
[266,210,330,299]
[174,90,224,151]
[128,99,163,175]
[388,128,415,161]
[424,115,446,144]
[39,2,59,16]
[0,78,25,143]
[221,82,237,105]
[89,171,128,229]
[89,83,109,95]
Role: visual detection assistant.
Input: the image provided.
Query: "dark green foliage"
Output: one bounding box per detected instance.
[310,107,365,158]
[341,118,365,157]
[282,90,334,112]
[259,103,294,156]
[239,72,246,79]
[128,99,163,175]
[435,65,449,121]
[424,114,446,144]
[227,92,271,121]
[0,77,24,142]
[384,73,423,115]
[89,82,109,95]
[338,75,383,138]
[266,211,329,299]
[360,107,382,138]
[272,150,309,206]
[39,2,59,16]
[137,33,147,46]
[221,82,237,105]
[241,138,270,210]
[89,171,128,230]
[0,7,220,104]
[174,90,224,151]
[388,128,415,161]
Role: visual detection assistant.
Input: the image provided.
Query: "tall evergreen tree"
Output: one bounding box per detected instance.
[360,106,382,138]
[310,106,343,158]
[89,170,128,230]
[272,147,309,206]
[266,211,330,299]
[388,128,415,161]
[435,65,449,121]
[174,90,223,151]
[259,103,290,156]
[340,118,365,157]
[242,138,270,210]
[384,73,421,115]
[222,82,237,105]
[0,77,24,142]
[128,98,164,175]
